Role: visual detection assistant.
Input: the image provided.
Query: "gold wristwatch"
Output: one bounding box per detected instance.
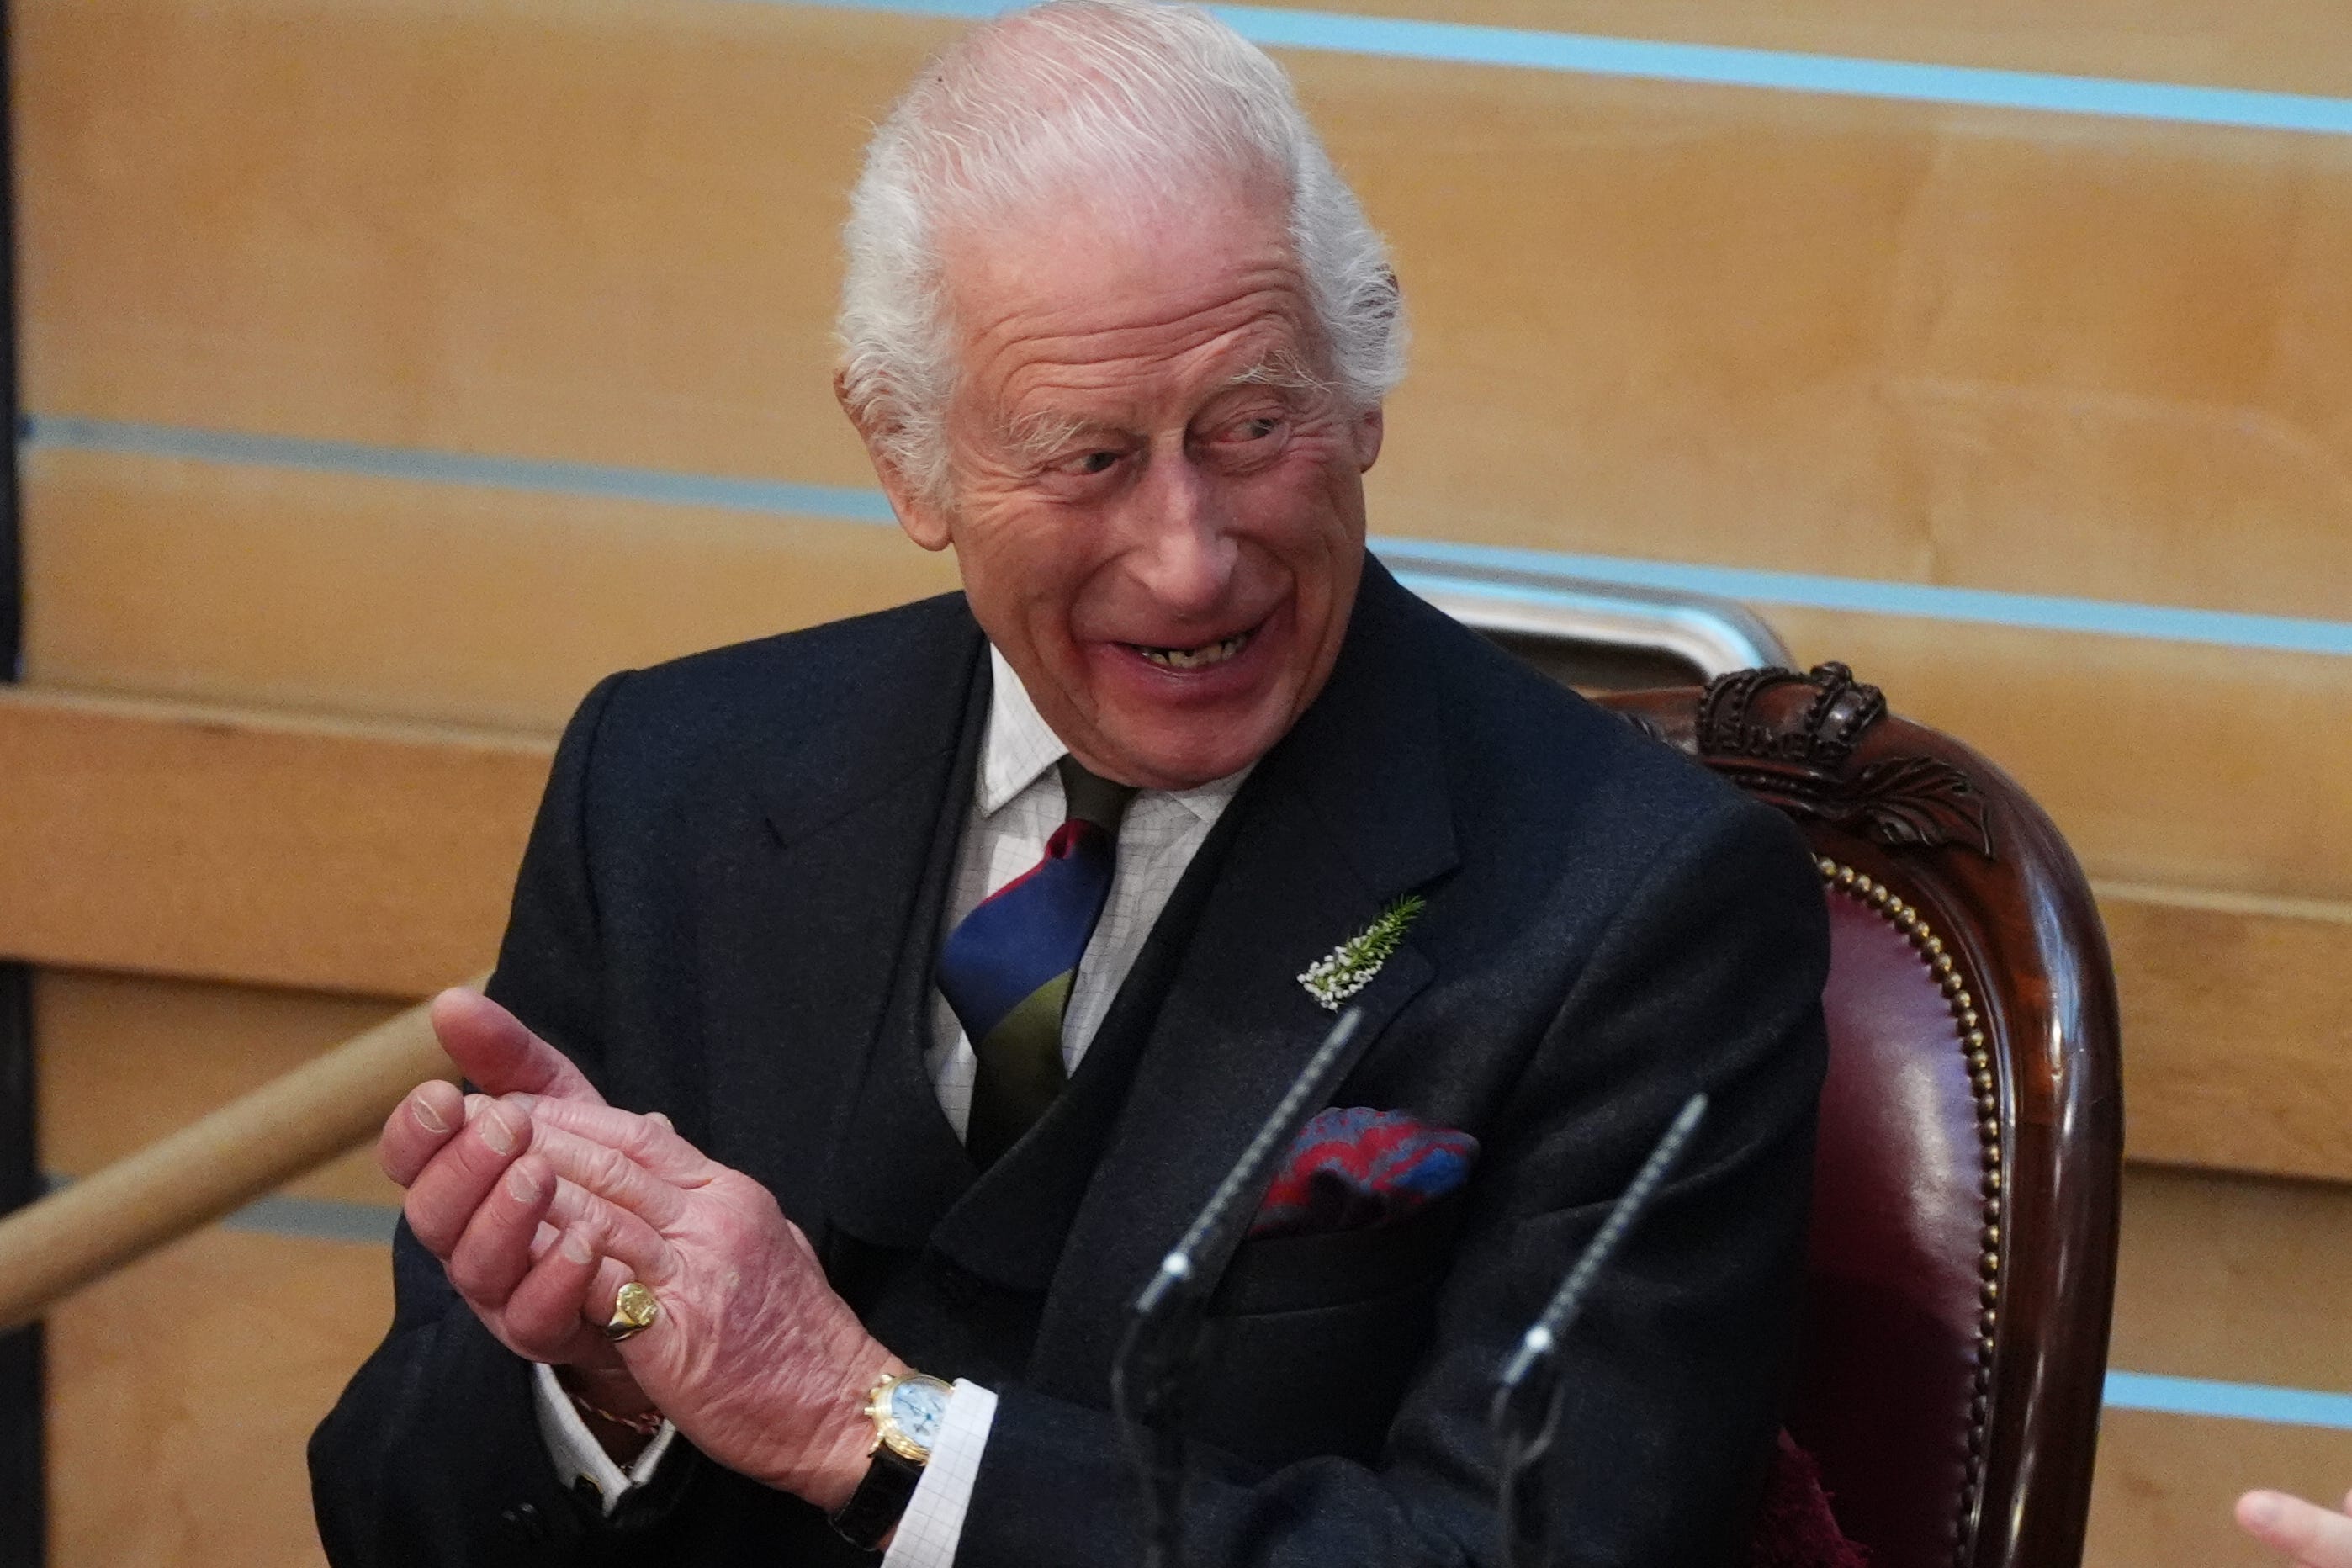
[828,1370,954,1549]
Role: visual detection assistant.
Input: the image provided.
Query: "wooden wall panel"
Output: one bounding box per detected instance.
[13,0,919,490]
[2111,1166,2352,1392]
[34,969,411,1208]
[1327,59,2352,622]
[20,446,961,734]
[19,0,2352,620]
[2105,890,2352,1181]
[0,688,548,995]
[47,1226,379,1568]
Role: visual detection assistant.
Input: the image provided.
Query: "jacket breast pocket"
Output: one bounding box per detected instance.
[1186,1192,1470,1468]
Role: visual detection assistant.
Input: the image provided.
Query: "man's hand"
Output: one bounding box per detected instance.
[2239,1488,2352,1566]
[376,988,895,1510]
[502,1089,902,1510]
[379,991,640,1383]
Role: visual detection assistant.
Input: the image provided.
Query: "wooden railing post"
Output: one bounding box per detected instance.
[0,989,463,1334]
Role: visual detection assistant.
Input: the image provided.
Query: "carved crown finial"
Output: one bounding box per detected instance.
[1693,663,1995,859]
[1698,662,1887,774]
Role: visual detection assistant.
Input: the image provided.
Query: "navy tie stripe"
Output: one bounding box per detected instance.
[937,818,1115,1044]
[937,757,1134,1166]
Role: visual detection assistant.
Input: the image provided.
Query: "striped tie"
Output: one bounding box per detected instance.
[938,757,1136,1167]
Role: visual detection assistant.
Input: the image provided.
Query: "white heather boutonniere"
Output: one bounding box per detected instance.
[1299,896,1426,1011]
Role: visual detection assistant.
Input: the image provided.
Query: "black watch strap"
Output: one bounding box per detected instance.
[829,1444,924,1550]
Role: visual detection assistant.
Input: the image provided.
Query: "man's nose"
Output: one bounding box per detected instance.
[1124,453,1237,614]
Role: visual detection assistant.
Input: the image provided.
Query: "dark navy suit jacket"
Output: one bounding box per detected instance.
[310,561,1830,1566]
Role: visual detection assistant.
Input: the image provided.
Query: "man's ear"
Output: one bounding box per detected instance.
[1352,404,1385,473]
[834,368,954,552]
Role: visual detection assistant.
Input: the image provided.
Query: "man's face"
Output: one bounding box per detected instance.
[861,178,1383,791]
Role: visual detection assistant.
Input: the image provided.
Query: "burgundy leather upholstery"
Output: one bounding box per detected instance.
[1792,890,1987,1568]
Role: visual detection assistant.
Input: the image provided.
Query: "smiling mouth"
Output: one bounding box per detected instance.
[1127,628,1254,670]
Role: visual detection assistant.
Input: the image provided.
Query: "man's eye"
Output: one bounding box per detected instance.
[1057,450,1121,476]
[1213,416,1289,446]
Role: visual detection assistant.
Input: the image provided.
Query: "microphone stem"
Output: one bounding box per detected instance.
[1141,1422,1186,1568]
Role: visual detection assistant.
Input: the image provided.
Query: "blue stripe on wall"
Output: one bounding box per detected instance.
[1382,537,2352,660]
[25,414,2352,660]
[763,0,2352,138]
[37,1175,400,1247]
[2106,1371,2352,1432]
[22,416,901,527]
[219,1193,403,1247]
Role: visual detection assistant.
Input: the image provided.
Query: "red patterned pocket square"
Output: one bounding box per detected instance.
[1248,1107,1480,1240]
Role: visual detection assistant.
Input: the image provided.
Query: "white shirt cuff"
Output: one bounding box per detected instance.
[531,1362,681,1517]
[882,1379,999,1568]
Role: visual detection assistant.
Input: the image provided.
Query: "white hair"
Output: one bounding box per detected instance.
[835,0,1406,504]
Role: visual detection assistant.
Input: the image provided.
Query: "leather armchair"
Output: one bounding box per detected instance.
[1599,664,2124,1568]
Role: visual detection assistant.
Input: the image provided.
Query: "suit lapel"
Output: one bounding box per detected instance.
[706,612,991,1245]
[1025,563,1460,1401]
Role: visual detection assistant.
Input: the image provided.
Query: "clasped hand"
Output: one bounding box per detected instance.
[378,988,899,1511]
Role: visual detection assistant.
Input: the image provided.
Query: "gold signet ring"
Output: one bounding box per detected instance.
[603,1281,661,1342]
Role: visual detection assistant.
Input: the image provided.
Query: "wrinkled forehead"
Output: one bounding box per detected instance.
[935,175,1321,419]
[933,157,1293,309]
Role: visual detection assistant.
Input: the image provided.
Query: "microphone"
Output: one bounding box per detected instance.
[1111,1006,1367,1568]
[1489,1092,1708,1568]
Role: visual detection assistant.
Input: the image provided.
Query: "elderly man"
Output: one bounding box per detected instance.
[309,3,1827,1563]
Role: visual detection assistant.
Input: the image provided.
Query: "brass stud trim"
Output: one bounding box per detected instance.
[1820,856,2000,1563]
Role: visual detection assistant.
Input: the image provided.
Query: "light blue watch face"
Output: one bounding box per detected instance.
[890,1379,951,1450]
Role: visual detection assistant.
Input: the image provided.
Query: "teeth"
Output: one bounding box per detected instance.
[1137,632,1249,670]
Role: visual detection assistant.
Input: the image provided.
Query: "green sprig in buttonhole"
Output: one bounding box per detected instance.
[1298,895,1426,1012]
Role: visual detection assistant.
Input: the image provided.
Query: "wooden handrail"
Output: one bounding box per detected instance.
[0,984,470,1332]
